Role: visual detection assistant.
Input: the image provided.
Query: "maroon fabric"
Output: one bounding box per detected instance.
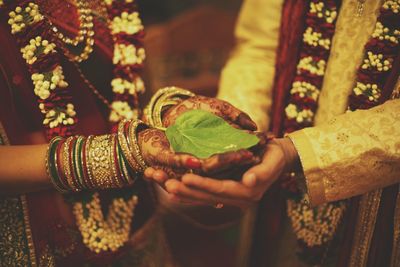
[269,0,309,137]
[249,2,309,266]
[0,1,154,265]
[381,49,400,102]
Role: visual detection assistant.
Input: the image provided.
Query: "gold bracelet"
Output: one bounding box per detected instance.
[109,134,121,188]
[84,135,95,189]
[144,86,195,128]
[117,120,142,173]
[128,120,148,171]
[88,134,114,189]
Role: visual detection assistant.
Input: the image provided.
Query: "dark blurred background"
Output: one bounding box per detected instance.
[139,0,242,97]
[137,1,247,267]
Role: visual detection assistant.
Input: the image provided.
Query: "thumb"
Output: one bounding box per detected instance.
[242,161,269,187]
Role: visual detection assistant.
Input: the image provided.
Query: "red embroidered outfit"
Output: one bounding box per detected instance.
[0,0,172,266]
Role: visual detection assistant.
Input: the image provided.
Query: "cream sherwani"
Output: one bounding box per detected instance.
[218,0,400,206]
[218,0,400,266]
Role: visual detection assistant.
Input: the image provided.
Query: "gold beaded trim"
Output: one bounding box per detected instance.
[72,192,138,253]
[88,134,115,189]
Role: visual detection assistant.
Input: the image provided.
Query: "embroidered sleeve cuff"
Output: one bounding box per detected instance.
[287,130,326,206]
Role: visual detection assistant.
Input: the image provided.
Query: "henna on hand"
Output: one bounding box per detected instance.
[163,96,257,130]
[138,128,201,177]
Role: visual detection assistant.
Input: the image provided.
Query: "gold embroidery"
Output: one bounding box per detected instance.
[351,75,400,267]
[349,190,382,267]
[391,184,400,267]
[0,197,31,266]
[38,245,55,267]
[21,195,38,267]
[0,122,38,267]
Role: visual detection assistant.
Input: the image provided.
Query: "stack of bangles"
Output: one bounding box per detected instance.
[46,119,149,193]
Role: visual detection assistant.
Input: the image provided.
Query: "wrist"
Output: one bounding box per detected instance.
[274,137,301,173]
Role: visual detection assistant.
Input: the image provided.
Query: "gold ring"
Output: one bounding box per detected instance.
[214,203,224,209]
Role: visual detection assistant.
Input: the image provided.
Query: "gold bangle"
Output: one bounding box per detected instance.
[144,86,195,128]
[110,134,121,188]
[85,135,95,189]
[88,134,114,189]
[117,120,142,173]
[128,120,148,171]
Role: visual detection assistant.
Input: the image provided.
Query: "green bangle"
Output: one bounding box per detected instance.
[73,136,85,190]
[128,120,149,171]
[47,136,68,193]
[118,142,138,185]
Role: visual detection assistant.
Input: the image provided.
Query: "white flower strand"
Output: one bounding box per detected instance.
[8,3,43,34]
[21,36,56,65]
[31,66,68,100]
[111,11,143,35]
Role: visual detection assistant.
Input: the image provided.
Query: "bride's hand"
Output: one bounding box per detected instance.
[143,131,269,190]
[138,128,260,180]
[162,96,257,130]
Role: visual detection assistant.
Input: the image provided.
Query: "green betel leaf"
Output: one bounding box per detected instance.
[165,110,259,159]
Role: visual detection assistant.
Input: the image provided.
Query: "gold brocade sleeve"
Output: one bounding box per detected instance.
[288,99,400,206]
[217,0,283,131]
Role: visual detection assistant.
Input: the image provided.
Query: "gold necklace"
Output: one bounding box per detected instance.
[40,0,95,62]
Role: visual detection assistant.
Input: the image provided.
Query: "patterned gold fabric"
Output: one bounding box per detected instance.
[219,0,398,207]
[0,123,37,267]
[217,0,283,131]
[289,99,400,205]
[314,0,383,124]
[219,0,399,265]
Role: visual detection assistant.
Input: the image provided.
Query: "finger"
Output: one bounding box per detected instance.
[181,173,256,200]
[242,145,285,187]
[144,167,155,180]
[167,193,206,206]
[171,194,252,209]
[155,151,202,170]
[242,162,269,187]
[165,179,252,208]
[243,173,258,187]
[168,194,211,206]
[201,149,257,173]
[235,112,257,131]
[152,169,169,184]
[216,100,257,131]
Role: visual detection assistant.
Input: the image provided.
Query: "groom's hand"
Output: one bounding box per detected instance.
[144,138,299,208]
